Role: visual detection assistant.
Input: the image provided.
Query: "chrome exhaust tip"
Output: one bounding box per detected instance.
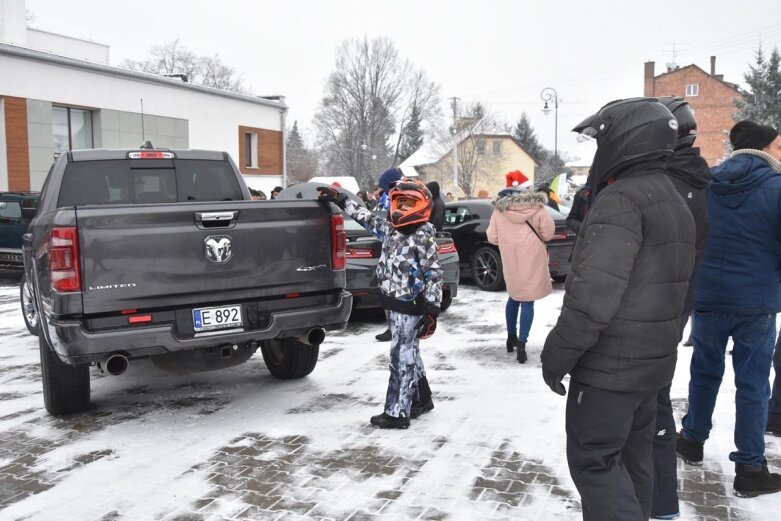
[102,354,129,376]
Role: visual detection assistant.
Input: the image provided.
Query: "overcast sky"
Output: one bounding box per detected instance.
[25,0,781,163]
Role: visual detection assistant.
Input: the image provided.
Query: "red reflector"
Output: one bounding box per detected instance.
[286,292,300,298]
[331,215,346,270]
[120,309,138,315]
[436,242,458,254]
[553,232,568,240]
[128,315,152,324]
[49,227,81,292]
[345,246,375,258]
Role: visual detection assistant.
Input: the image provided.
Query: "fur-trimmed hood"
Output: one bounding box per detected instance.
[493,190,547,211]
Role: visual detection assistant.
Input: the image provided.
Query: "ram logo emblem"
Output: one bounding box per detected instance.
[204,235,233,264]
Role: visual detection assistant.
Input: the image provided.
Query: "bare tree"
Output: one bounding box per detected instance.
[425,102,504,196]
[121,39,248,94]
[315,36,440,189]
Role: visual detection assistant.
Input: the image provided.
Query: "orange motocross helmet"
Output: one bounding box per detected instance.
[388,179,433,228]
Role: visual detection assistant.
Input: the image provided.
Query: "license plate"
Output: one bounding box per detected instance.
[192,304,242,332]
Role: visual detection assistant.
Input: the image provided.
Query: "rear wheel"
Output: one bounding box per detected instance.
[260,337,319,379]
[39,333,90,415]
[470,246,504,291]
[20,275,39,336]
[440,290,453,312]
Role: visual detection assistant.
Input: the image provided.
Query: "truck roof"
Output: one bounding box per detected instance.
[69,149,227,161]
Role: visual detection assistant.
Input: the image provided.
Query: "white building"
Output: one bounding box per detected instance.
[0,0,286,192]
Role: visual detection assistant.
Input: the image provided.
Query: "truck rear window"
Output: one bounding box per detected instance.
[57,159,243,207]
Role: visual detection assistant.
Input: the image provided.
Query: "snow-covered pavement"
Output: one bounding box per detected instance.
[0,270,778,520]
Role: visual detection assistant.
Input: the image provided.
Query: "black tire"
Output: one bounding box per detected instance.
[260,337,319,379]
[440,290,453,312]
[20,275,39,336]
[470,246,504,291]
[39,333,90,415]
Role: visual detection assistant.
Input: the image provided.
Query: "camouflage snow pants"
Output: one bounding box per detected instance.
[384,311,426,418]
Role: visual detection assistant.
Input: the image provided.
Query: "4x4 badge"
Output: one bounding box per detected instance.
[204,235,232,263]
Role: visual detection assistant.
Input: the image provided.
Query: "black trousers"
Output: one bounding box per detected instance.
[652,385,679,517]
[566,381,659,521]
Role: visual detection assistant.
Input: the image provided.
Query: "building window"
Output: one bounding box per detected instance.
[685,84,699,97]
[52,106,93,153]
[244,132,258,168]
[476,139,486,155]
[493,140,502,156]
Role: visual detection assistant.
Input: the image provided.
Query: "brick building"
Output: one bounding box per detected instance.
[644,56,742,166]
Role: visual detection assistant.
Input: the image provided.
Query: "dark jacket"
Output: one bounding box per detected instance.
[695,152,781,314]
[541,158,696,392]
[426,181,445,231]
[565,185,592,234]
[665,147,710,317]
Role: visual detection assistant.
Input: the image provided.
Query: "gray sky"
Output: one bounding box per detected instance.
[25,0,781,163]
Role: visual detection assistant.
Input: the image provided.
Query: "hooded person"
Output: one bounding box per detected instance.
[677,120,781,499]
[426,181,445,231]
[487,181,554,363]
[377,167,403,211]
[540,97,696,520]
[650,97,711,520]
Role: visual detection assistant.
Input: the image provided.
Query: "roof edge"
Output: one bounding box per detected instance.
[0,42,287,110]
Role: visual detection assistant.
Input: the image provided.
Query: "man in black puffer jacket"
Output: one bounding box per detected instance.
[541,98,696,521]
[650,97,710,520]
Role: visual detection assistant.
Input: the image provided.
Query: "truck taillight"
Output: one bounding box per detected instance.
[49,227,81,292]
[436,241,458,254]
[552,231,569,241]
[345,245,376,259]
[331,215,346,270]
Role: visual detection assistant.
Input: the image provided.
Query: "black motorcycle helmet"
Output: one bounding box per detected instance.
[573,97,677,188]
[658,96,697,149]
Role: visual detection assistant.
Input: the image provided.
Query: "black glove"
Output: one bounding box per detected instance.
[542,367,566,396]
[415,303,440,339]
[317,187,348,209]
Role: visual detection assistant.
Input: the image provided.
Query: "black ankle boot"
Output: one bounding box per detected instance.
[410,398,434,419]
[370,412,409,429]
[734,461,781,497]
[506,334,517,353]
[676,432,703,465]
[516,342,527,363]
[375,328,391,341]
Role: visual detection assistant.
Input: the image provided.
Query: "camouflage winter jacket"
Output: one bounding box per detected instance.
[343,199,443,315]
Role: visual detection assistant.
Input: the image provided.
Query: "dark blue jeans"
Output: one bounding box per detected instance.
[681,310,776,466]
[771,333,781,416]
[505,298,534,342]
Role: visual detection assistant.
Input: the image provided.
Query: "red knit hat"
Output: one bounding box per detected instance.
[505,170,529,188]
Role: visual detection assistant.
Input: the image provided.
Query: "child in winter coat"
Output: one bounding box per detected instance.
[318,180,443,429]
[487,185,555,363]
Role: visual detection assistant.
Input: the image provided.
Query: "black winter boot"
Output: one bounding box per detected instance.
[506,334,517,353]
[767,413,781,436]
[733,461,781,497]
[411,376,434,419]
[676,433,703,465]
[375,328,391,342]
[370,412,409,429]
[516,342,527,364]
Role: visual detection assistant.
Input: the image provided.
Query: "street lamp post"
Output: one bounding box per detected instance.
[540,87,559,162]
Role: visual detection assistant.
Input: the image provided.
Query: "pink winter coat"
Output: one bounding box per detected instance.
[486,191,555,301]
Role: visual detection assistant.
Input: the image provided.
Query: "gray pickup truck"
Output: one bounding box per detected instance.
[24,147,352,415]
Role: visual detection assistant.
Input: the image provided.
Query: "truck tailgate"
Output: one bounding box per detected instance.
[76,200,338,314]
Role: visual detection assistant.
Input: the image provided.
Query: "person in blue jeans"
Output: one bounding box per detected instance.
[678,120,781,498]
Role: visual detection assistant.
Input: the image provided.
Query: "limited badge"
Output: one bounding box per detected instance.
[204,235,232,263]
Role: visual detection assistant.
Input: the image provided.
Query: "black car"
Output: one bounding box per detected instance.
[1,192,40,335]
[278,183,460,311]
[444,199,576,291]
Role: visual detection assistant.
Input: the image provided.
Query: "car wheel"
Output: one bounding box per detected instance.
[552,274,567,283]
[470,246,504,291]
[20,275,39,336]
[260,337,319,379]
[440,290,452,312]
[39,333,90,415]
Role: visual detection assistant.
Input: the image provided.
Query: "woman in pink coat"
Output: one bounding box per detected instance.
[487,187,555,363]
